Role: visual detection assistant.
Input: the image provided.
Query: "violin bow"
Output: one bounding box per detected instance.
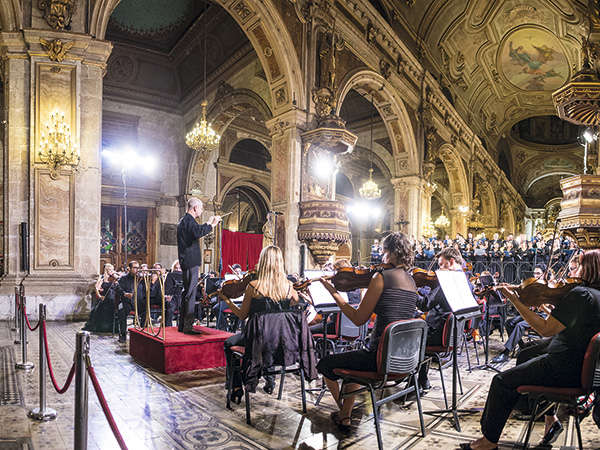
[544,217,561,281]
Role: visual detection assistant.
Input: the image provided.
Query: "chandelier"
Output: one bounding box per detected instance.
[423,217,437,238]
[185,0,221,155]
[360,93,381,200]
[38,110,80,178]
[359,168,382,199]
[434,209,450,229]
[185,101,220,154]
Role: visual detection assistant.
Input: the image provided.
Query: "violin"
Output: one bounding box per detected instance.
[219,270,258,299]
[409,267,439,289]
[330,263,395,292]
[492,277,583,307]
[293,276,332,291]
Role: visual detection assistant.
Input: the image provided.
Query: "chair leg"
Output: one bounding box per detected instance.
[414,374,426,437]
[522,398,542,449]
[462,334,472,372]
[370,385,384,450]
[300,369,307,413]
[473,339,480,365]
[436,355,449,409]
[245,388,251,425]
[575,415,584,450]
[277,372,285,400]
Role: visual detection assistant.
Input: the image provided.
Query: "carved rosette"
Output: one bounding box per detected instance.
[298,200,351,265]
[558,175,600,249]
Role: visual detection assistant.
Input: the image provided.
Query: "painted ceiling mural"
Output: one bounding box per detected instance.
[500,27,569,91]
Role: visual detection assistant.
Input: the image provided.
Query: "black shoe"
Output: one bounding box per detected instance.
[118,336,126,343]
[491,353,509,364]
[183,329,202,336]
[230,387,243,404]
[419,379,432,391]
[511,410,532,421]
[540,420,564,445]
[264,378,276,395]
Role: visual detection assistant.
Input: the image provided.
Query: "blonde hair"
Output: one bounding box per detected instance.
[171,260,181,271]
[255,246,289,301]
[103,263,114,279]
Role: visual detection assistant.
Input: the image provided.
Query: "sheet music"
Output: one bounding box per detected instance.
[308,281,348,306]
[435,270,479,315]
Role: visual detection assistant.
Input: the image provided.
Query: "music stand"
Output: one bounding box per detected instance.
[423,270,481,432]
[473,274,502,373]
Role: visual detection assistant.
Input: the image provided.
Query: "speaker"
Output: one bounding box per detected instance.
[20,222,29,272]
[299,243,306,279]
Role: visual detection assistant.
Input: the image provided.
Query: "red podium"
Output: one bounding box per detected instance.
[129,326,232,374]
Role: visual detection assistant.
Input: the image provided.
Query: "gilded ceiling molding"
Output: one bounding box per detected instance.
[38,0,77,30]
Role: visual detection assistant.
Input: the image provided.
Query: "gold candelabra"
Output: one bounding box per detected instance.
[38,110,79,177]
[185,101,221,157]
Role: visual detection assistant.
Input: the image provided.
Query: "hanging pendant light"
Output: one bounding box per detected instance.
[185,0,220,155]
[434,208,450,229]
[359,93,381,200]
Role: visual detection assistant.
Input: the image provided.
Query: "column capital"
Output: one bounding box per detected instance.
[390,175,426,190]
[265,109,307,137]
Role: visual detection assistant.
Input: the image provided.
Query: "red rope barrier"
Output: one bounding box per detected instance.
[87,366,128,450]
[42,321,75,394]
[23,306,41,332]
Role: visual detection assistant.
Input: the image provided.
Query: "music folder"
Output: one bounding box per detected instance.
[435,270,480,321]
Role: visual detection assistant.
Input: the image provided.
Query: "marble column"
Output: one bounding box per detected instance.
[265,110,306,272]
[390,176,429,239]
[0,30,112,319]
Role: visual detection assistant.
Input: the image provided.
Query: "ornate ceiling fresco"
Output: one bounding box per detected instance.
[103,0,591,211]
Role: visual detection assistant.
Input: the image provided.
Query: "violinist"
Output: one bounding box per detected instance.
[417,247,474,390]
[214,264,243,331]
[460,249,600,450]
[491,264,550,364]
[83,263,119,333]
[315,232,417,432]
[218,245,300,402]
[308,259,361,336]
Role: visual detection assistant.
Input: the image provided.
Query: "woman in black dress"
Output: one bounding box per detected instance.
[460,249,600,450]
[218,245,300,402]
[84,264,119,332]
[316,232,417,431]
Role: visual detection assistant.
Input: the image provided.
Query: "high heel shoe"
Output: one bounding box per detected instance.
[230,387,243,404]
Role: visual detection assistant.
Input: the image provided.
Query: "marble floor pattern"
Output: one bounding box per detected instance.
[1,319,599,450]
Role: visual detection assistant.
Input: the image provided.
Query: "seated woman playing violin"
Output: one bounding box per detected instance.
[460,249,600,450]
[316,232,417,432]
[217,246,300,403]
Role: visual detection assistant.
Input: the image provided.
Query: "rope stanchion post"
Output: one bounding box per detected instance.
[28,304,58,421]
[15,289,33,370]
[12,286,19,332]
[74,331,90,450]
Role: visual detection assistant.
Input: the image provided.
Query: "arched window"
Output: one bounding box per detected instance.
[229,139,271,171]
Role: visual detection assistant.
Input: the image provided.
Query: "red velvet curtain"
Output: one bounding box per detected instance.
[220,229,263,276]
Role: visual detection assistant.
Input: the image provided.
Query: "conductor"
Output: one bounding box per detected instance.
[177,197,221,335]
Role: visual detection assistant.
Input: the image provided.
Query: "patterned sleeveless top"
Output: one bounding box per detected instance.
[369,268,418,352]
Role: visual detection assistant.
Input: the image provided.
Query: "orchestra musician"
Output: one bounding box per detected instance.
[315,232,417,432]
[163,260,183,327]
[417,247,474,390]
[217,245,300,402]
[460,249,600,450]
[177,197,221,335]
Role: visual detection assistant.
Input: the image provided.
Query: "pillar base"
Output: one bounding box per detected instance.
[15,362,34,370]
[28,407,58,421]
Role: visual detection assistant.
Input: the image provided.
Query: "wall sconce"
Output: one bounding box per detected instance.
[38,110,80,178]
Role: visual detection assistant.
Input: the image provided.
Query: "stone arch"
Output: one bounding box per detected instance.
[479,181,498,229]
[336,70,419,176]
[219,177,270,210]
[186,89,273,197]
[435,144,469,211]
[219,178,271,232]
[91,0,303,110]
[89,0,121,38]
[0,0,21,30]
[499,198,516,234]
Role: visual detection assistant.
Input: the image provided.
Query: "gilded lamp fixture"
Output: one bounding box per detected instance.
[38,110,80,177]
[185,0,221,156]
[360,93,382,200]
[434,209,450,229]
[185,101,221,156]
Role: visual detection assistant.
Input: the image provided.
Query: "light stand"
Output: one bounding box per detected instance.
[122,166,128,267]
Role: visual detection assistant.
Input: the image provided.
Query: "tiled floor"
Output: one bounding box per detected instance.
[2,319,600,450]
